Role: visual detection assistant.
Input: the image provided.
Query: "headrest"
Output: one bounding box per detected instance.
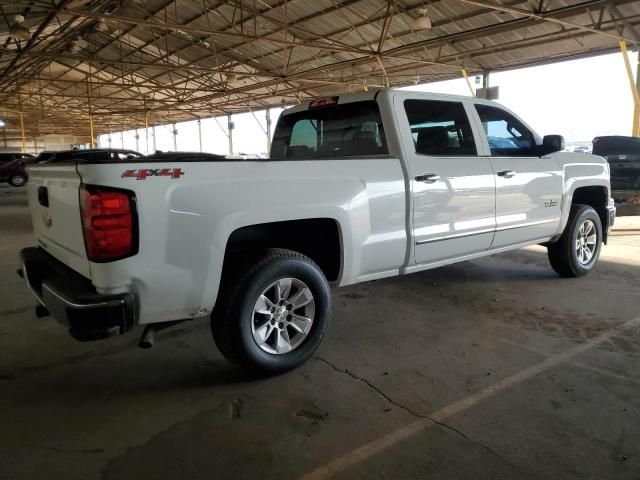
[416,127,449,155]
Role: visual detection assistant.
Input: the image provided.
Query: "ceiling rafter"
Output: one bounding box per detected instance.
[0,0,637,140]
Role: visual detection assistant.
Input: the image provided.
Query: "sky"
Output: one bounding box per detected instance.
[100,51,639,154]
[402,51,637,142]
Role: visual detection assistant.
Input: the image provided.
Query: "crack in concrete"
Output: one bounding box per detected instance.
[314,356,537,480]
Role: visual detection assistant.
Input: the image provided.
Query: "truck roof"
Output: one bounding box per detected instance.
[281,88,493,117]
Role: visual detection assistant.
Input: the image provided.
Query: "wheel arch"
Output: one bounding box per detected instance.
[557,180,610,243]
[568,185,610,243]
[223,218,344,283]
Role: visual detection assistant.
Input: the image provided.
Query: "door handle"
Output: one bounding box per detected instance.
[415,174,441,183]
[497,170,516,178]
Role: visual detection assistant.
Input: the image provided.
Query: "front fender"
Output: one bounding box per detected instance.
[554,153,610,236]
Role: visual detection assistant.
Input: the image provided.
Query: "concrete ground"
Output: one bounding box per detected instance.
[1,184,639,480]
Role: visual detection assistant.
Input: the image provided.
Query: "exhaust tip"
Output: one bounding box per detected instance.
[138,325,155,349]
[35,305,50,318]
[138,320,187,349]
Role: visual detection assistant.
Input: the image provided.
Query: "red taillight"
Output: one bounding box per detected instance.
[80,185,137,262]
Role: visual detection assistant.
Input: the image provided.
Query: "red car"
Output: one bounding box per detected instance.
[0,152,33,187]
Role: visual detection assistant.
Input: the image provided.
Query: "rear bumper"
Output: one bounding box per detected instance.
[612,190,640,216]
[20,247,135,341]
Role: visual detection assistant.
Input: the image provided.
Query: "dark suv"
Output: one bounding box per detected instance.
[593,136,640,216]
[0,152,34,187]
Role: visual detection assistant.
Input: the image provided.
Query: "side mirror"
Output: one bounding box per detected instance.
[543,134,565,154]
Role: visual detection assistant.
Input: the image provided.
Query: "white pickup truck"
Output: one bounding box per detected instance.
[21,90,615,374]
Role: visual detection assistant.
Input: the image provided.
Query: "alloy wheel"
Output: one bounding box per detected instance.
[251,277,315,354]
[575,219,597,265]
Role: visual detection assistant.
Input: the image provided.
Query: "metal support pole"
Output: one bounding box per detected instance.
[121,131,124,149]
[227,114,233,155]
[266,108,272,153]
[152,126,157,152]
[619,40,640,137]
[144,111,149,155]
[19,111,26,153]
[635,49,640,137]
[461,68,475,97]
[87,75,95,147]
[89,115,95,148]
[198,119,203,152]
[483,71,490,92]
[172,123,177,151]
[135,128,139,152]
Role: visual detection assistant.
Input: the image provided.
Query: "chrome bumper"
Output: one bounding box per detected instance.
[20,247,135,341]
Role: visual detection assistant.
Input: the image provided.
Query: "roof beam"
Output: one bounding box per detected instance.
[457,0,638,43]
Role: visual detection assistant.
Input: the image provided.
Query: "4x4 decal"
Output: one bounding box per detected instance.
[121,168,184,180]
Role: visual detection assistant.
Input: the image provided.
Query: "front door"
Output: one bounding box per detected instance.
[397,96,496,265]
[473,104,562,248]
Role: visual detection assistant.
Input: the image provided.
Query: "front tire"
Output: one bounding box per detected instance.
[212,249,331,375]
[547,204,602,277]
[9,175,26,187]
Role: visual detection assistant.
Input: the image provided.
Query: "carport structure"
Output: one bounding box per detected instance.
[0,0,639,144]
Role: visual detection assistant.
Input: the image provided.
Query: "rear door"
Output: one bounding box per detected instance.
[396,96,496,264]
[26,162,91,277]
[472,103,562,248]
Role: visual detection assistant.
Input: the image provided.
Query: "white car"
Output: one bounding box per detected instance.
[20,90,615,374]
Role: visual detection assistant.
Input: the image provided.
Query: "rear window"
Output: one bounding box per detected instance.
[271,101,388,159]
[0,153,17,164]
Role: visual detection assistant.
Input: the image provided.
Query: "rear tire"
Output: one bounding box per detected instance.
[547,204,602,277]
[9,175,26,187]
[211,249,331,375]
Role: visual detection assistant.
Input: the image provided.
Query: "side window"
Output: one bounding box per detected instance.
[404,100,477,156]
[0,154,15,165]
[475,104,536,157]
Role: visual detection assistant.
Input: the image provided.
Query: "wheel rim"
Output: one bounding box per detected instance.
[12,176,25,186]
[575,219,597,265]
[251,277,315,354]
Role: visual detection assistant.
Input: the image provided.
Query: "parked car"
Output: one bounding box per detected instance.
[0,152,34,186]
[20,90,615,374]
[32,148,142,165]
[592,135,640,216]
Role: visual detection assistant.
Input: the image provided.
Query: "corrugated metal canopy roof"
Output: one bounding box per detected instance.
[0,0,638,141]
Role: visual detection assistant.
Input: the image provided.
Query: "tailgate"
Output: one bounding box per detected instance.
[26,164,91,278]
